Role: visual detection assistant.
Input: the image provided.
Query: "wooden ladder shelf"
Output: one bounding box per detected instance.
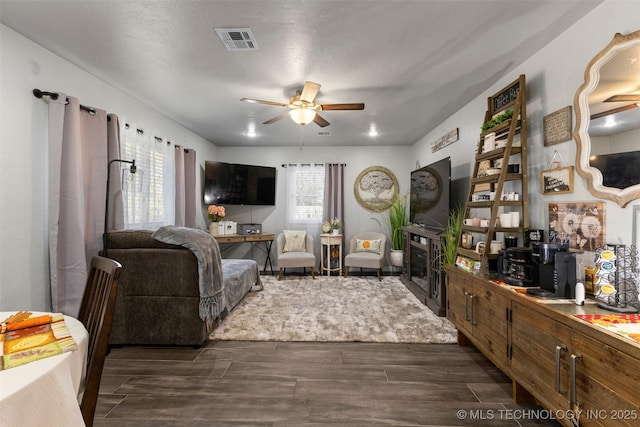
[457,75,529,275]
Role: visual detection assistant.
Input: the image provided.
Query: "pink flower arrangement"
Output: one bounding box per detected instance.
[207,205,225,222]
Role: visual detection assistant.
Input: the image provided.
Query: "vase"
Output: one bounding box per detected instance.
[209,222,220,236]
[390,249,403,267]
[331,229,340,235]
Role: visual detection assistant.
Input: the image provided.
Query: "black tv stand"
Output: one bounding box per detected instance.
[399,226,446,316]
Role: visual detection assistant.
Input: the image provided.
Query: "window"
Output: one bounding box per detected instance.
[285,164,325,225]
[120,125,175,229]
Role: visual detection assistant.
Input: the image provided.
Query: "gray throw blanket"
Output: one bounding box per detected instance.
[152,225,224,324]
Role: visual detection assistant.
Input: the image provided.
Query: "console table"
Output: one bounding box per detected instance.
[214,233,275,275]
[446,266,640,426]
[320,233,343,276]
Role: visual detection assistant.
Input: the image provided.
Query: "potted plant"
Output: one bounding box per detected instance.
[387,194,408,267]
[207,204,225,236]
[330,217,341,235]
[440,204,463,271]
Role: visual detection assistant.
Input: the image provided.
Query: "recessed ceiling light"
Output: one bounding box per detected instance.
[368,130,379,137]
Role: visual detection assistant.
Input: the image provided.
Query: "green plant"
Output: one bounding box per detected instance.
[481,109,514,133]
[387,194,408,250]
[330,217,341,229]
[440,204,463,270]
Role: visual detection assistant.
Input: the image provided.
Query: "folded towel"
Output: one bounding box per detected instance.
[0,312,78,370]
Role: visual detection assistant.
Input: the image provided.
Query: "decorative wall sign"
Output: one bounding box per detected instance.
[541,166,574,195]
[354,166,399,212]
[431,128,459,152]
[492,80,520,111]
[548,202,606,251]
[544,106,572,146]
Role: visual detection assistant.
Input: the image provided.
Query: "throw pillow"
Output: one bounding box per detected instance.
[283,230,307,252]
[355,238,381,254]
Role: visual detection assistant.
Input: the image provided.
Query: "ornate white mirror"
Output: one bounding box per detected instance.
[574,30,640,207]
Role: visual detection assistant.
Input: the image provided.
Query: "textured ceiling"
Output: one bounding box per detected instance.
[0,0,602,147]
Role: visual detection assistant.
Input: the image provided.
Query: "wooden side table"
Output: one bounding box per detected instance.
[320,233,342,276]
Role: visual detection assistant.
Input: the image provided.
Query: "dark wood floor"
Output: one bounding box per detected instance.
[95,340,561,426]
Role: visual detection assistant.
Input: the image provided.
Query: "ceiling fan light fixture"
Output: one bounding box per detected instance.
[290,108,316,126]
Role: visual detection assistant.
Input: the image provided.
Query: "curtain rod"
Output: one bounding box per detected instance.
[281,163,346,168]
[33,88,99,116]
[33,88,173,145]
[123,123,172,146]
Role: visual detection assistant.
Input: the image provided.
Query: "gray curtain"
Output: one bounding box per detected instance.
[323,163,345,233]
[174,146,197,228]
[47,95,121,316]
[106,114,124,231]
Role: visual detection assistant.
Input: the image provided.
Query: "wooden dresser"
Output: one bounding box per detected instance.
[446,266,640,426]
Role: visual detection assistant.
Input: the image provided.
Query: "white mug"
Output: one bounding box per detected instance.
[499,213,512,228]
[510,211,520,227]
[475,241,486,254]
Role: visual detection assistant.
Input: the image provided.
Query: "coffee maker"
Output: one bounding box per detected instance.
[498,247,535,287]
[527,243,576,298]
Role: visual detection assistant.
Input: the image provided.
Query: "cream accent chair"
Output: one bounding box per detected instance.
[344,232,387,281]
[276,231,316,280]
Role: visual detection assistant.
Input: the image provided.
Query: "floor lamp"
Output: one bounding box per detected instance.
[103,159,136,257]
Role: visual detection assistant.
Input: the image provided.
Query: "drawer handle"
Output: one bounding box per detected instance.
[570,353,582,408]
[555,345,567,395]
[469,294,476,326]
[464,292,471,321]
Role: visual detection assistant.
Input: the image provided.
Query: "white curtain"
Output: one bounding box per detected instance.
[120,124,175,229]
[47,95,119,316]
[285,163,325,253]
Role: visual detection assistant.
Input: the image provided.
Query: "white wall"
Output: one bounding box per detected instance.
[0,25,218,311]
[215,145,411,265]
[411,0,640,249]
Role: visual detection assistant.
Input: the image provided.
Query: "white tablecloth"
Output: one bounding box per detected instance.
[0,312,89,427]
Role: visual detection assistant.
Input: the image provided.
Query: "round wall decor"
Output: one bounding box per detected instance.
[354,166,399,212]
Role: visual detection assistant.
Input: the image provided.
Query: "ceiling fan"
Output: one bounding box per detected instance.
[241,81,364,127]
[604,94,640,102]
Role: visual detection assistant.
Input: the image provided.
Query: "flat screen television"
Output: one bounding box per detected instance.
[410,157,451,230]
[204,161,276,206]
[589,151,640,189]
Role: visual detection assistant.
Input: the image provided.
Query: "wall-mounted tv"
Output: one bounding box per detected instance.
[204,161,276,206]
[589,151,640,189]
[410,157,451,231]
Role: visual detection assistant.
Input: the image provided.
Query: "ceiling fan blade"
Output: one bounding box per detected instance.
[300,81,321,103]
[262,111,291,125]
[604,94,640,102]
[313,114,330,127]
[320,103,365,111]
[241,97,288,107]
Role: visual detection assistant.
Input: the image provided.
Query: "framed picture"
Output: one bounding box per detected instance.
[548,202,606,251]
[543,106,572,146]
[354,166,399,212]
[541,166,574,194]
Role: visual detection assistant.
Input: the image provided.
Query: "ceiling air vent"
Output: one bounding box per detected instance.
[215,28,259,51]
[318,131,332,136]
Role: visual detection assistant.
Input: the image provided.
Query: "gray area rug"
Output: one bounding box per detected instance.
[211,275,457,343]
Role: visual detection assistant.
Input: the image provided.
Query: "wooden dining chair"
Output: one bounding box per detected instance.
[77,256,122,427]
